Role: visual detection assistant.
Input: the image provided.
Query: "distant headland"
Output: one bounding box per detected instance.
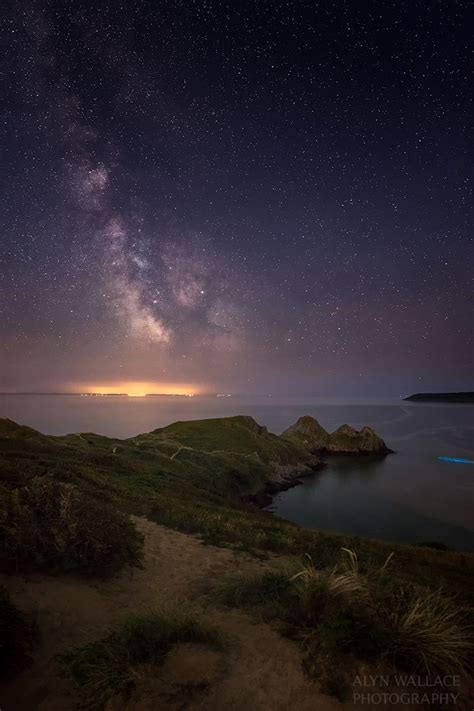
[403,392,474,403]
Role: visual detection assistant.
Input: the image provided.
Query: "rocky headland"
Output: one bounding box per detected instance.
[404,392,474,403]
[281,415,393,455]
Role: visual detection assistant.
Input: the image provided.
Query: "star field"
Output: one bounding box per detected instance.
[1,0,473,396]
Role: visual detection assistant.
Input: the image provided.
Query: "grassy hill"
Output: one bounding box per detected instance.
[148,415,309,461]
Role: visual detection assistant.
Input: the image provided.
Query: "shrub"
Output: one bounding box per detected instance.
[58,610,221,709]
[0,476,143,576]
[0,586,36,678]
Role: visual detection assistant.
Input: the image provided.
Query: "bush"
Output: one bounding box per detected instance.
[0,586,36,678]
[0,476,143,576]
[58,610,221,709]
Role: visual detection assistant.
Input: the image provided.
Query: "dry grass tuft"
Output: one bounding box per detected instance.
[220,547,473,690]
[391,591,473,674]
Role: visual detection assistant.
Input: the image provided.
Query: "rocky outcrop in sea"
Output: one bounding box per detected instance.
[282,415,392,455]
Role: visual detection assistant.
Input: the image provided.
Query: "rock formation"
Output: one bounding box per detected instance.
[282,416,392,455]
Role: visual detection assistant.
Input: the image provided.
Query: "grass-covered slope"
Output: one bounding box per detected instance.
[0,416,473,603]
[0,416,314,577]
[1,415,305,508]
[131,415,319,499]
[0,419,146,576]
[147,415,310,463]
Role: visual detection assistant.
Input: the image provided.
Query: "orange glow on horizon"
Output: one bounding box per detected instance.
[74,381,200,397]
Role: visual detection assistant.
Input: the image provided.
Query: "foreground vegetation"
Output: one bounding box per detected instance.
[0,476,143,576]
[58,611,221,709]
[1,414,473,702]
[218,549,474,698]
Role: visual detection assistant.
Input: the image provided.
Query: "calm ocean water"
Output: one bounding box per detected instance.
[1,394,473,551]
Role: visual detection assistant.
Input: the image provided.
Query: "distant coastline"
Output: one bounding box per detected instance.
[0,392,197,398]
[403,392,474,403]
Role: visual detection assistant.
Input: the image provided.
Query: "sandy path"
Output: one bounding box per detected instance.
[0,517,343,711]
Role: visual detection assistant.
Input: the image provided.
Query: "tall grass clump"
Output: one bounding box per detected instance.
[290,549,373,624]
[218,548,473,696]
[292,550,473,676]
[389,590,473,674]
[58,611,221,709]
[0,476,143,576]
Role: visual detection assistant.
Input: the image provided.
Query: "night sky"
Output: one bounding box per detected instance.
[2,1,473,397]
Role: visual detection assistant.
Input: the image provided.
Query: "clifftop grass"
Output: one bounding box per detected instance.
[148,415,311,463]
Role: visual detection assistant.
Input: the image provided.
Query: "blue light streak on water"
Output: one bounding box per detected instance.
[438,456,474,464]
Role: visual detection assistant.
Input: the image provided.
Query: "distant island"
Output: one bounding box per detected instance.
[404,392,474,403]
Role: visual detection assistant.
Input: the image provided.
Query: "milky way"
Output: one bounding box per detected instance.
[1,1,472,396]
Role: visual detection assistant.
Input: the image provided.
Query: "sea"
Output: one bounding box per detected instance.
[1,394,473,551]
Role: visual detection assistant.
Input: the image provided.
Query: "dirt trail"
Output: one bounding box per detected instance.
[0,518,343,710]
